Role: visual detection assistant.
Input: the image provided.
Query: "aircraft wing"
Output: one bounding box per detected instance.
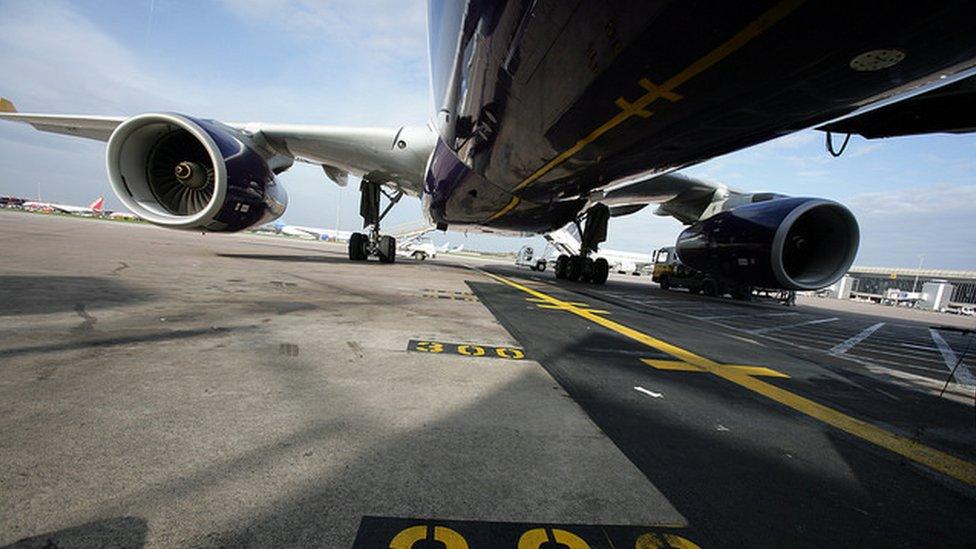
[0,98,435,195]
[817,73,976,139]
[596,172,741,225]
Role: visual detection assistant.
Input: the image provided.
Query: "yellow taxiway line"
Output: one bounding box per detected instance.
[480,269,976,487]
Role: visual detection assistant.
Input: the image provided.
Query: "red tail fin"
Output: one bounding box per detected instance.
[88,197,104,212]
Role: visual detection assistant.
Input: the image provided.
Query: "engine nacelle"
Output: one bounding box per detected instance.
[676,197,859,290]
[106,113,287,231]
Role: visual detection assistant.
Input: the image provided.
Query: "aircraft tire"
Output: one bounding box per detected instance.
[565,256,583,282]
[555,255,569,279]
[702,279,718,297]
[536,260,546,272]
[591,258,609,285]
[378,235,396,263]
[349,232,369,261]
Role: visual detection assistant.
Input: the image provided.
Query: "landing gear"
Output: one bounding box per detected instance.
[348,177,402,263]
[377,234,396,264]
[348,232,369,261]
[553,204,611,285]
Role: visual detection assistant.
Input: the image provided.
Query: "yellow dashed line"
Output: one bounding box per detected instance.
[480,269,976,487]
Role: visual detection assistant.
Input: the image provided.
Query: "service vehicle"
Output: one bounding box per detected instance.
[652,247,752,299]
[515,245,548,272]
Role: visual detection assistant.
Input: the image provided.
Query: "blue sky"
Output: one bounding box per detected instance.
[1,0,974,269]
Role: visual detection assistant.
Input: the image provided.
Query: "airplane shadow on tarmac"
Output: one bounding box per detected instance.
[467,280,976,546]
[216,252,432,265]
[1,516,148,549]
[216,253,356,264]
[40,338,969,547]
[0,275,153,317]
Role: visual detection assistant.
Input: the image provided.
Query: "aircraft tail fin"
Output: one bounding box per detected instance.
[88,197,105,212]
[0,98,17,113]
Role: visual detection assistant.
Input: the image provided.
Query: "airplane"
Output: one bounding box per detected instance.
[278,224,353,242]
[21,197,105,216]
[3,2,976,291]
[545,224,654,276]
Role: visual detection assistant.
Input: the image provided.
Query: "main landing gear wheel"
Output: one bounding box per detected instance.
[377,235,397,263]
[552,204,611,285]
[591,257,609,285]
[554,255,569,279]
[350,176,404,264]
[702,279,718,297]
[565,256,583,282]
[349,232,368,261]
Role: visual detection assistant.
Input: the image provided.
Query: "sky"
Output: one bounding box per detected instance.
[1,0,974,269]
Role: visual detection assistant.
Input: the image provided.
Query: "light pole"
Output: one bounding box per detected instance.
[911,254,925,293]
[334,187,342,241]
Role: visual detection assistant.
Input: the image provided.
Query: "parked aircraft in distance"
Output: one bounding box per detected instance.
[22,197,105,216]
[3,2,976,289]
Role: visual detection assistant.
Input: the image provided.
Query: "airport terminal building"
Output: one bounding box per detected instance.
[845,266,976,306]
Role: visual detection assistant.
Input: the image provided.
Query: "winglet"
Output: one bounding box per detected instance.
[0,97,17,113]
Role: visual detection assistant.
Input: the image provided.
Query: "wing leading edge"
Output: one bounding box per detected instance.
[0,98,435,195]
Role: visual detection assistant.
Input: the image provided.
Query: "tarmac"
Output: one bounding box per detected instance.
[1,209,974,547]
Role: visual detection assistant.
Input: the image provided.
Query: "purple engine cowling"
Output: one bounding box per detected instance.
[106,113,287,232]
[676,197,859,290]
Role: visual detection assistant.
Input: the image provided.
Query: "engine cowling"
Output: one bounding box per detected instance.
[106,113,287,231]
[676,197,859,290]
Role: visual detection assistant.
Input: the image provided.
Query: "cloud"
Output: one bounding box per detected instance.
[845,184,976,216]
[846,184,976,269]
[0,0,431,222]
[218,0,428,63]
[0,1,175,114]
[762,131,818,149]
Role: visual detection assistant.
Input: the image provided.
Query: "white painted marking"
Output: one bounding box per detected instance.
[749,317,839,334]
[725,333,765,346]
[700,311,800,320]
[829,322,885,355]
[899,342,939,352]
[929,329,976,386]
[634,386,663,398]
[716,424,730,432]
[875,388,900,401]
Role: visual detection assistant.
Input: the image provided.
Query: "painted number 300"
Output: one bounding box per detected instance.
[415,341,445,353]
[413,341,524,360]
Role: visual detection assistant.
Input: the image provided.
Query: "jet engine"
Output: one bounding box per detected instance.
[106,113,287,231]
[675,197,859,290]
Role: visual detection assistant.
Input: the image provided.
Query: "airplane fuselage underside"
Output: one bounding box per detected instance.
[422,0,976,233]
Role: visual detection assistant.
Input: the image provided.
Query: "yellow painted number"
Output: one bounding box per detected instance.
[416,341,444,353]
[495,347,525,360]
[518,528,590,549]
[389,525,468,549]
[457,344,486,357]
[635,533,702,549]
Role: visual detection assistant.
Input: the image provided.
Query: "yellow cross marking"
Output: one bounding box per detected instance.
[528,297,589,307]
[478,269,976,487]
[537,303,610,315]
[614,97,654,119]
[638,78,683,101]
[485,0,807,223]
[642,359,789,378]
